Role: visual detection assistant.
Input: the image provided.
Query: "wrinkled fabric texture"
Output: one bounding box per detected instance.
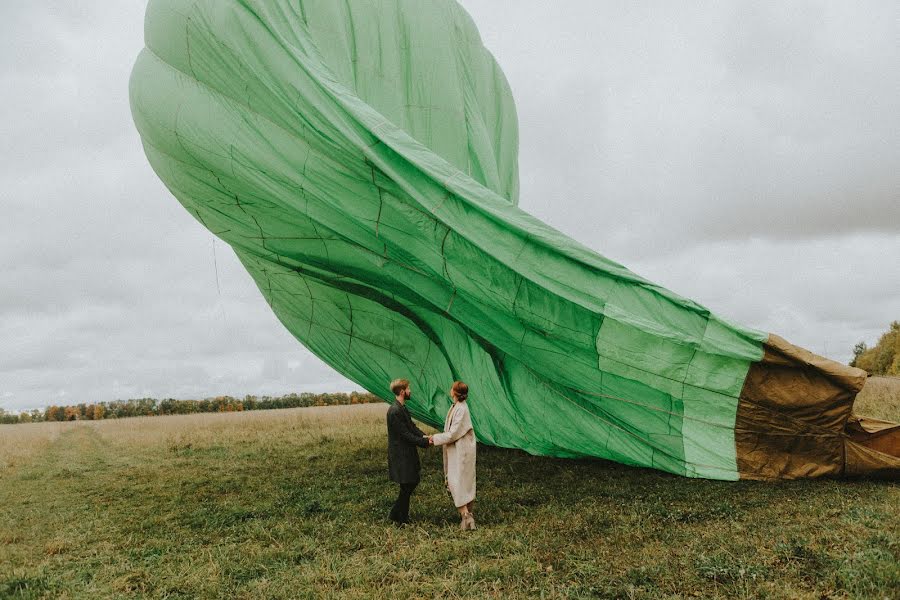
[433,400,476,507]
[130,0,899,480]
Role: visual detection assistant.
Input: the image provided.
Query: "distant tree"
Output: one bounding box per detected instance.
[3,391,383,425]
[852,321,900,376]
[850,342,868,367]
[45,406,65,421]
[0,409,19,425]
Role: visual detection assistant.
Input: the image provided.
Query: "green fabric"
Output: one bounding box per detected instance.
[130,0,768,480]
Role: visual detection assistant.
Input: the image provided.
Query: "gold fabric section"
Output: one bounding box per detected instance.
[844,440,900,478]
[736,334,899,480]
[846,416,900,463]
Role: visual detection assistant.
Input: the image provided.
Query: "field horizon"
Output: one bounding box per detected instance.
[1,379,898,599]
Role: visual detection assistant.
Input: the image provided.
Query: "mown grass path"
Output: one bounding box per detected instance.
[1,404,897,599]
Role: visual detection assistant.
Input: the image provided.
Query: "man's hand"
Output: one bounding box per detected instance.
[428,435,434,446]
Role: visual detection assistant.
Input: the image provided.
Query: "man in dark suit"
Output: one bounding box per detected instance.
[386,378,432,525]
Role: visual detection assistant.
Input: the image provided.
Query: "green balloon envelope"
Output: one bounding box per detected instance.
[130,0,897,480]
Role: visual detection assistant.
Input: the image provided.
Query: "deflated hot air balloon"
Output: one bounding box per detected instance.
[130,0,899,480]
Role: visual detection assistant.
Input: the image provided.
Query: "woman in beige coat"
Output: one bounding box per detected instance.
[429,381,477,530]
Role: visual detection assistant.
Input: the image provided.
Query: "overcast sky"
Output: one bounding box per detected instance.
[1,1,897,412]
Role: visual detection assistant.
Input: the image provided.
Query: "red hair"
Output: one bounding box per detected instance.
[451,380,469,402]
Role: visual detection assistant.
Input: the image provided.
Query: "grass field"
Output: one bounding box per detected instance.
[1,380,898,599]
[854,376,900,423]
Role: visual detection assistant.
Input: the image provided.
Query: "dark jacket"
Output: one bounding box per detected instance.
[387,402,429,483]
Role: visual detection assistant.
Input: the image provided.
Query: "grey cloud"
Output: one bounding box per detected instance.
[461,0,900,254]
[626,232,900,362]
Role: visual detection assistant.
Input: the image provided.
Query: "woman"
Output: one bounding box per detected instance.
[429,381,477,530]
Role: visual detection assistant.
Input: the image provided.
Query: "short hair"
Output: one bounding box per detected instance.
[390,378,410,396]
[451,380,469,402]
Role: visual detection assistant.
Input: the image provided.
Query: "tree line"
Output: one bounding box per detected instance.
[850,321,900,376]
[5,319,893,425]
[0,392,383,425]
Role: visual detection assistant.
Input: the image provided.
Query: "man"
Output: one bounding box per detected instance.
[386,378,431,525]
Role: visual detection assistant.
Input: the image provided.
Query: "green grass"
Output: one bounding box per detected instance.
[855,376,900,422]
[1,388,898,599]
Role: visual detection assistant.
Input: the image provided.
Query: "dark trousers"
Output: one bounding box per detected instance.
[389,481,418,523]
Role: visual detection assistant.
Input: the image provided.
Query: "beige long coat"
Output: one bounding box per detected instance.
[431,400,476,507]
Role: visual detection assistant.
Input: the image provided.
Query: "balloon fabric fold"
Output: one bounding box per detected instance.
[130,0,899,480]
